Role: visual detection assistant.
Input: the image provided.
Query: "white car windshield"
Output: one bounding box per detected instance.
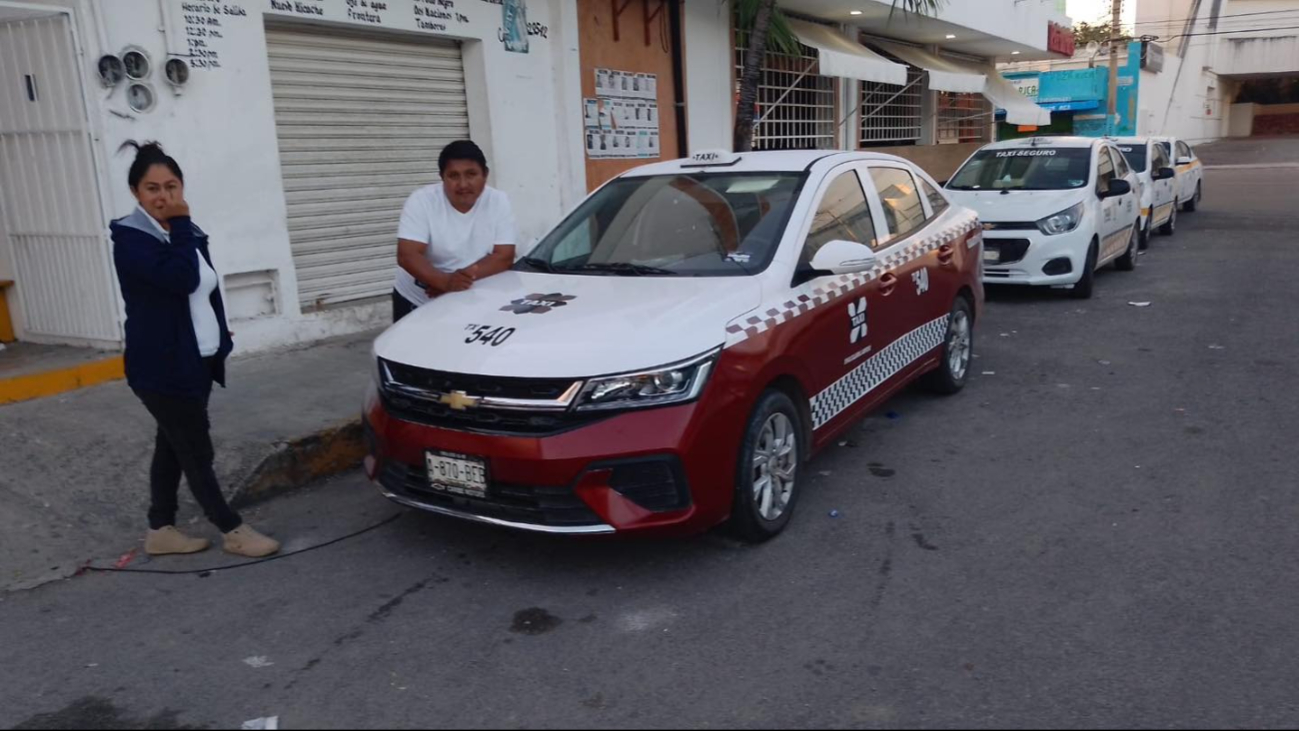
[520,172,806,277]
[1117,145,1148,172]
[947,148,1092,191]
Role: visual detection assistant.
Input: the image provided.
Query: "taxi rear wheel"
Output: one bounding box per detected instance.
[1183,182,1201,212]
[921,297,974,395]
[1159,204,1177,236]
[1069,240,1098,300]
[729,390,805,543]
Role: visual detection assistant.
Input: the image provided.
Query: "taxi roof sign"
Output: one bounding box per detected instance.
[684,150,742,168]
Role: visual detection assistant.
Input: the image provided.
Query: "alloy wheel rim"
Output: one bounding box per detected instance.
[752,413,797,521]
[948,310,971,381]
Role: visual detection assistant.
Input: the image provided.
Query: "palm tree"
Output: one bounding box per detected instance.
[733,0,944,152]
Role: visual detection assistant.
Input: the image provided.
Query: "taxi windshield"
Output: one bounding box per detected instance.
[1118,145,1148,172]
[520,172,806,276]
[947,148,1092,191]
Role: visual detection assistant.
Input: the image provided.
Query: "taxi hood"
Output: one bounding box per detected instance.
[944,188,1089,223]
[374,270,764,378]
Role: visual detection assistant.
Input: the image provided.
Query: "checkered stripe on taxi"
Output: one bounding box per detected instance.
[809,315,950,429]
[724,214,979,348]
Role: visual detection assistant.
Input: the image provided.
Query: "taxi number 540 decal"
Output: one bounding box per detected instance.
[464,324,516,347]
[912,268,930,295]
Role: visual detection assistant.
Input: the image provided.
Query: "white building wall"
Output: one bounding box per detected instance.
[1133,0,1299,142]
[683,0,732,154]
[856,0,1068,51]
[3,0,584,353]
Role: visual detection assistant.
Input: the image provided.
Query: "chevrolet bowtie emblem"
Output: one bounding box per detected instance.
[439,390,482,411]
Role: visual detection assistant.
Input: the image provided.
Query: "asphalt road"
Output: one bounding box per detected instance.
[4,166,1299,730]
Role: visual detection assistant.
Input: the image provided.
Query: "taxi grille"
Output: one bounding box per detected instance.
[379,461,605,528]
[983,238,1031,265]
[379,360,607,436]
[982,222,1038,231]
[381,359,575,401]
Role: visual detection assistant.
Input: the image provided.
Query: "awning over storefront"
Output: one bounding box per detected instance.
[787,18,907,86]
[869,39,1052,126]
[868,40,985,93]
[981,70,1052,126]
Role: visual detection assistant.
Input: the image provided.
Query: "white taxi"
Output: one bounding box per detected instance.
[1114,136,1179,247]
[1152,136,1205,212]
[944,137,1142,299]
[365,150,984,542]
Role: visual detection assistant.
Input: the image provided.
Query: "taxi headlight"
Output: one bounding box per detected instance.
[1037,202,1086,236]
[575,349,719,412]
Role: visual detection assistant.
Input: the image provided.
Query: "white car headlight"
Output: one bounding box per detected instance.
[575,349,719,412]
[1036,202,1086,236]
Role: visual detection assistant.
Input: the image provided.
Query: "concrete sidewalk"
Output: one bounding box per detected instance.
[0,329,380,592]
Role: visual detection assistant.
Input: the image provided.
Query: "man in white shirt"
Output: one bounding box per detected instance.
[393,140,518,321]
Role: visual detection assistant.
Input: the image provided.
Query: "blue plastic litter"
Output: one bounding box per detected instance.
[829,510,841,518]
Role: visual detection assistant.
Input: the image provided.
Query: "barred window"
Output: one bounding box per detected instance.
[735,29,837,151]
[936,91,992,144]
[860,48,923,147]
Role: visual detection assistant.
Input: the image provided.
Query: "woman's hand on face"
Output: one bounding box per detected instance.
[159,195,191,221]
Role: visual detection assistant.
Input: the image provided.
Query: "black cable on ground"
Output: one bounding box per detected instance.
[81,512,406,576]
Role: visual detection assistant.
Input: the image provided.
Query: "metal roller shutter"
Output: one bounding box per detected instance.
[266,27,470,309]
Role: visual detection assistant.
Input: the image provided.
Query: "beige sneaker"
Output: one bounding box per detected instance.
[223,525,281,558]
[145,526,211,556]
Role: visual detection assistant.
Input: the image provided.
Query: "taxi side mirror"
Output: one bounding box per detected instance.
[1177,156,1193,166]
[1153,167,1176,181]
[810,239,878,275]
[1100,179,1131,199]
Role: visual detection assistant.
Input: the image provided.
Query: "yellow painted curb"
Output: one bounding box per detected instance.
[0,356,126,406]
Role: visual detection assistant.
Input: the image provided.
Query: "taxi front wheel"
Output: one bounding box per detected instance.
[729,390,806,543]
[1069,241,1099,300]
[922,298,975,395]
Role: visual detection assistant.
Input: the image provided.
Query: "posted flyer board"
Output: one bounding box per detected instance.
[585,68,661,160]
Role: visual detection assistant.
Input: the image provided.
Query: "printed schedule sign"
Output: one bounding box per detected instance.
[585,68,660,160]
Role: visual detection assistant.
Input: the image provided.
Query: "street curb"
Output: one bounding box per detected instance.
[230,417,367,509]
[0,355,125,405]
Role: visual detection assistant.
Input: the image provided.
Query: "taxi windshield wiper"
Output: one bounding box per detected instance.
[519,256,559,273]
[574,262,675,276]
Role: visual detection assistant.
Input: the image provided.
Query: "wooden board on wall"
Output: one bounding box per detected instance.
[577,0,680,191]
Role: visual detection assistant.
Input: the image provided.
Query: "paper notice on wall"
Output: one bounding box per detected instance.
[596,68,658,100]
[587,69,663,160]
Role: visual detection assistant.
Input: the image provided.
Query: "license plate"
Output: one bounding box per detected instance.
[425,451,488,499]
[983,247,999,263]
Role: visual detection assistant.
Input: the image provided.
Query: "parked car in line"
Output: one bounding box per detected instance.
[1152,136,1206,212]
[1115,136,1180,247]
[366,149,984,542]
[944,136,1142,299]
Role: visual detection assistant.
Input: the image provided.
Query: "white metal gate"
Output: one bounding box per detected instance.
[0,13,118,345]
[266,26,470,310]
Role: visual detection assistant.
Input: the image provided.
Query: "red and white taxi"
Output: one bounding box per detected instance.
[365,150,984,541]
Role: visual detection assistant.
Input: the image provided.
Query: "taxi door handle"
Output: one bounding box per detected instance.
[937,244,956,266]
[879,271,898,296]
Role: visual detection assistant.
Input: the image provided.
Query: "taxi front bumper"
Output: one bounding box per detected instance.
[981,225,1093,287]
[362,376,747,537]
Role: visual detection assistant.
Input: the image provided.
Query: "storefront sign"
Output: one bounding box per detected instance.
[1048,22,1075,57]
[1010,75,1040,102]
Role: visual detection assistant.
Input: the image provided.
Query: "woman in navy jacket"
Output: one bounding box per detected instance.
[111,142,279,559]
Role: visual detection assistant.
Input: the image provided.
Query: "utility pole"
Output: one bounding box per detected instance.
[1107,0,1123,134]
